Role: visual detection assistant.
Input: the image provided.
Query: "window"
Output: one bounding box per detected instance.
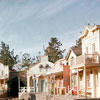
[92,43,95,53]
[2,71,4,76]
[39,64,43,72]
[86,46,88,54]
[72,75,77,87]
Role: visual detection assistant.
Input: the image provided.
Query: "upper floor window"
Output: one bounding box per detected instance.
[92,43,95,53]
[39,64,43,72]
[2,71,4,76]
[45,64,50,72]
[85,46,88,54]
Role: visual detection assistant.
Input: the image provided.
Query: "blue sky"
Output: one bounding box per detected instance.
[0,0,100,57]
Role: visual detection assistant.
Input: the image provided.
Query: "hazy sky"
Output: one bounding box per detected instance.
[0,0,100,56]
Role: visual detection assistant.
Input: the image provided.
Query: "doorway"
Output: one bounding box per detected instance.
[41,80,45,92]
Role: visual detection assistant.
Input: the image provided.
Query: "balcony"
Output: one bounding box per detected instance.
[70,54,100,69]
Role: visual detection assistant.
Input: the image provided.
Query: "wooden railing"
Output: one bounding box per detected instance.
[70,54,100,68]
[19,87,35,98]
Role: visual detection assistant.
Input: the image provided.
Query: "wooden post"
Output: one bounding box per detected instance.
[47,76,48,94]
[36,78,38,92]
[50,75,52,95]
[84,66,87,98]
[57,87,58,95]
[54,74,55,95]
[18,77,20,92]
[77,69,79,97]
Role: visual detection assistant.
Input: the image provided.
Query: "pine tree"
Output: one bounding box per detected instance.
[22,53,35,67]
[45,37,65,63]
[0,41,18,69]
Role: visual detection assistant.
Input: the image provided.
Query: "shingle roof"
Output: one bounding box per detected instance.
[71,47,82,56]
[66,46,82,60]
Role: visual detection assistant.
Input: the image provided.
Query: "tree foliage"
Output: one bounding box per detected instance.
[21,53,35,67]
[76,38,82,47]
[44,37,65,63]
[0,41,18,69]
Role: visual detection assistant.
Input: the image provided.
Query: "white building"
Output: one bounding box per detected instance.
[26,55,54,93]
[0,63,9,95]
[69,25,100,98]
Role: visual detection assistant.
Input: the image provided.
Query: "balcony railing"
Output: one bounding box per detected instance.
[70,54,100,69]
[19,87,35,98]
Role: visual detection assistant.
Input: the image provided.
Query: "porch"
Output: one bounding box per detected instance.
[46,72,67,96]
[70,66,100,98]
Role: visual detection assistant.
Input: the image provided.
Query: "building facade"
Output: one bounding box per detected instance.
[68,25,100,98]
[0,63,9,96]
[26,55,54,93]
[45,58,70,95]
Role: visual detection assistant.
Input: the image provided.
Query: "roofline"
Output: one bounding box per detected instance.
[54,58,65,65]
[79,25,100,39]
[65,47,77,60]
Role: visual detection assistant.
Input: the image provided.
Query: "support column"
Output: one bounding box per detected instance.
[36,78,38,92]
[57,80,59,95]
[27,76,29,87]
[70,70,72,96]
[90,69,93,98]
[27,76,30,92]
[77,69,79,97]
[50,75,52,94]
[47,76,48,94]
[54,74,55,95]
[97,67,100,98]
[18,77,20,92]
[84,66,87,98]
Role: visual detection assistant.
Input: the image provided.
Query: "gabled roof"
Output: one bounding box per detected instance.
[66,46,82,60]
[71,47,82,56]
[80,25,100,39]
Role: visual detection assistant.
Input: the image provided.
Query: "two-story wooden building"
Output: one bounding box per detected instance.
[46,58,70,95]
[68,25,100,98]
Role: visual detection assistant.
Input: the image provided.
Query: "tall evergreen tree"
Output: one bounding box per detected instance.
[0,41,18,69]
[22,53,35,67]
[44,37,65,63]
